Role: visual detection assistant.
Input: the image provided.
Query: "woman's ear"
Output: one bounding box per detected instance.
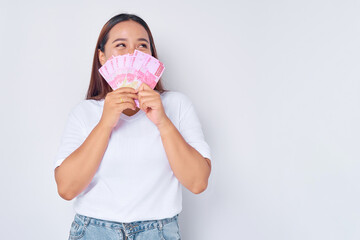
[98,49,106,65]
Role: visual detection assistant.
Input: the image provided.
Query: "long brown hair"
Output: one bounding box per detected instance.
[86,13,168,100]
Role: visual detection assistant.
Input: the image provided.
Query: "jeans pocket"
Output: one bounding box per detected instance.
[161,220,181,240]
[69,214,87,240]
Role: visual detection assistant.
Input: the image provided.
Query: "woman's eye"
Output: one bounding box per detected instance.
[116,43,125,47]
[139,44,148,48]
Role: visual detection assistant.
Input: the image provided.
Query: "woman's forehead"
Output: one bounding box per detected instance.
[108,21,149,40]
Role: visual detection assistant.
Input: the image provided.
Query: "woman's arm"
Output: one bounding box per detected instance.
[136,83,211,194]
[54,122,112,201]
[157,118,211,194]
[54,87,138,201]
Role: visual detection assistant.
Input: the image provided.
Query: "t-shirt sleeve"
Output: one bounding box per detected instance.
[178,96,212,161]
[54,107,87,170]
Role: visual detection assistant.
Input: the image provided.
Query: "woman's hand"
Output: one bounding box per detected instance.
[99,87,138,129]
[136,83,169,128]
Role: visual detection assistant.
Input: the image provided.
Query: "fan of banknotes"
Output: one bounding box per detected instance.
[98,50,165,107]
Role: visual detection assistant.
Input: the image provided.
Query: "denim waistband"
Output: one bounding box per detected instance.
[75,213,179,236]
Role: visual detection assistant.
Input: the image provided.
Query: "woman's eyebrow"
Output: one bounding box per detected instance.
[112,38,149,44]
[137,38,149,43]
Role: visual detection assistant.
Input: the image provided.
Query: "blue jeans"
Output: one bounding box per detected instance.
[68,213,181,240]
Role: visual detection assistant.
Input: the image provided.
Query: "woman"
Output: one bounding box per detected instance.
[54,13,212,240]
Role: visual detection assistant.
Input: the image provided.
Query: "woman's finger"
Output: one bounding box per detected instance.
[139,96,158,104]
[117,102,136,112]
[114,87,137,93]
[138,91,156,100]
[121,93,138,99]
[113,96,136,104]
[110,92,138,101]
[138,82,152,91]
[140,97,159,110]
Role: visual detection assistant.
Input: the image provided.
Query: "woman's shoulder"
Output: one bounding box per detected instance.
[160,90,196,120]
[68,98,103,117]
[161,90,193,108]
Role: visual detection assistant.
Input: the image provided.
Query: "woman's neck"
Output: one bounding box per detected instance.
[122,107,140,117]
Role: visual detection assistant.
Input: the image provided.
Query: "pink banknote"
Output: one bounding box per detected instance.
[98,50,165,108]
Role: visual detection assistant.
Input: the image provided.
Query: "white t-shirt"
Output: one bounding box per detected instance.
[54,90,212,223]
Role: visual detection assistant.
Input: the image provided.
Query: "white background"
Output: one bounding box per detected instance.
[0,0,359,239]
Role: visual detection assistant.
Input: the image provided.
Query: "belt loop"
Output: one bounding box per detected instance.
[122,223,128,238]
[157,219,163,230]
[84,215,90,227]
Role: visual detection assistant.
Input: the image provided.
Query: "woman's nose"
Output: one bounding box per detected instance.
[126,47,135,55]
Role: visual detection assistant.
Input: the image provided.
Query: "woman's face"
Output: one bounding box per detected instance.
[98,20,152,65]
